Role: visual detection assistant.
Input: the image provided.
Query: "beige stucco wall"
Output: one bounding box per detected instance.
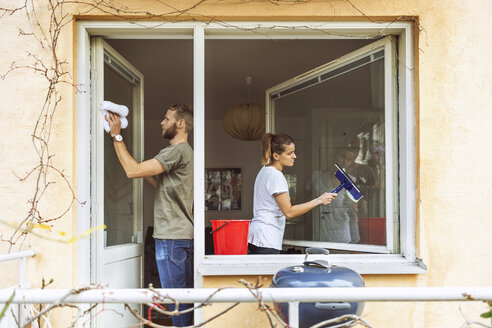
[0,0,491,327]
[0,2,76,324]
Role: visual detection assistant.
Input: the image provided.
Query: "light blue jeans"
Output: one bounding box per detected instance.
[155,239,194,327]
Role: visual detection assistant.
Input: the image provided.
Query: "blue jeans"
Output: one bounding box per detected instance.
[155,239,194,327]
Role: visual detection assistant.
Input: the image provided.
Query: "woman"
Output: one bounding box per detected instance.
[248,133,338,254]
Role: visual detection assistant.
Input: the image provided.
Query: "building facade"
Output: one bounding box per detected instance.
[0,0,491,327]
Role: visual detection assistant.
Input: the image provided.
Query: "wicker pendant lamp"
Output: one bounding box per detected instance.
[222,76,265,141]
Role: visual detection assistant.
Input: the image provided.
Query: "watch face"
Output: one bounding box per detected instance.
[115,134,123,142]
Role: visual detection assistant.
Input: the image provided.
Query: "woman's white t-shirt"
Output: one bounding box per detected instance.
[248,166,289,250]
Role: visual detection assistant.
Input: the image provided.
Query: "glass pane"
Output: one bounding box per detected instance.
[104,62,135,247]
[274,55,386,248]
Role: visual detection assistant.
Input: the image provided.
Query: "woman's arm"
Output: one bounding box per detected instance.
[275,192,337,220]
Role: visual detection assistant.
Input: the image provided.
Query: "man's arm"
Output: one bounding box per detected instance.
[106,112,165,179]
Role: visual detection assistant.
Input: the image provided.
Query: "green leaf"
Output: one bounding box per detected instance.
[0,291,15,321]
[481,305,492,325]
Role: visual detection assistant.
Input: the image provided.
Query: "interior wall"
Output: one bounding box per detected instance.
[204,120,260,223]
[204,39,375,120]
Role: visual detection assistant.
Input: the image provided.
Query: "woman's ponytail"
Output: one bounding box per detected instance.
[260,133,294,166]
[261,133,273,165]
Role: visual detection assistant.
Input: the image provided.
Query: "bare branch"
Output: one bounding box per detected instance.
[239,278,287,328]
[22,285,100,328]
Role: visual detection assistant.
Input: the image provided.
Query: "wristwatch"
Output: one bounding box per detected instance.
[111,134,123,142]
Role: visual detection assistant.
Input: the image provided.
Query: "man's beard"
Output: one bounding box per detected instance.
[162,122,178,139]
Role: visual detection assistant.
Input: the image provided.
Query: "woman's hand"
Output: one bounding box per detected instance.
[316,192,337,205]
[275,191,337,220]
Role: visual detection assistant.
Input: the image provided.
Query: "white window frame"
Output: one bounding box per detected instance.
[76,21,423,291]
[90,36,145,288]
[266,37,397,255]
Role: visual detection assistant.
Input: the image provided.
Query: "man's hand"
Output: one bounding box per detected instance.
[105,111,165,179]
[105,111,122,137]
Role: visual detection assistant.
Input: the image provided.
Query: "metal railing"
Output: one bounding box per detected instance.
[0,250,36,288]
[1,286,491,328]
[1,251,491,327]
[0,250,36,327]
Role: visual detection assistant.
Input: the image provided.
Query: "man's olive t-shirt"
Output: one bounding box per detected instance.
[153,142,194,240]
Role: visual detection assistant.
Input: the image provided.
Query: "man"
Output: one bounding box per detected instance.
[105,104,194,327]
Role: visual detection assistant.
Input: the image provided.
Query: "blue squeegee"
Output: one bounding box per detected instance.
[331,163,364,202]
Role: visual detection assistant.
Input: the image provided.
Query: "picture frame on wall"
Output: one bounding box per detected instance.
[205,168,242,211]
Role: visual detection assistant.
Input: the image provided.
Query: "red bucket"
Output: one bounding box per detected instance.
[358,217,386,245]
[210,220,250,255]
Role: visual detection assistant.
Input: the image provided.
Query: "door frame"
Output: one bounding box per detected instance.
[75,19,200,289]
[79,36,145,327]
[89,36,145,285]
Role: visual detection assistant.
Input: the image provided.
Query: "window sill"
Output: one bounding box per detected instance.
[197,254,427,276]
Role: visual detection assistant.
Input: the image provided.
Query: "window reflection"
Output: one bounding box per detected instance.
[274,56,387,249]
[104,62,135,247]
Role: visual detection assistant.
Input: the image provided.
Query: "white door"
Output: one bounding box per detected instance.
[91,37,144,327]
[265,37,397,254]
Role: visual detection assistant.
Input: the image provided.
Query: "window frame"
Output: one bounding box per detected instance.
[93,37,145,250]
[76,21,423,287]
[89,36,146,302]
[266,37,397,254]
[198,22,420,275]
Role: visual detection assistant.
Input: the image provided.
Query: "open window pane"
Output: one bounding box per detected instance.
[268,39,395,253]
[91,37,145,327]
[103,55,139,247]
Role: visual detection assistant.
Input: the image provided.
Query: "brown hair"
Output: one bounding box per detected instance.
[261,133,295,166]
[168,104,193,133]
